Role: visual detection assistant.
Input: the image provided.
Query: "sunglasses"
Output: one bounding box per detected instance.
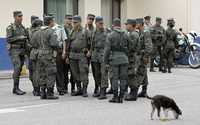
[73,22,78,24]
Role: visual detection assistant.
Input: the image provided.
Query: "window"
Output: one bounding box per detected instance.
[44,0,78,25]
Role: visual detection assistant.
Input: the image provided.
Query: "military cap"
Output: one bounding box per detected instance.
[72,15,82,22]
[167,18,175,24]
[125,19,136,25]
[65,14,73,19]
[13,11,23,17]
[31,15,39,24]
[144,16,151,20]
[32,19,43,27]
[156,17,162,21]
[44,16,54,26]
[136,18,144,24]
[113,18,121,26]
[95,16,103,23]
[87,14,95,19]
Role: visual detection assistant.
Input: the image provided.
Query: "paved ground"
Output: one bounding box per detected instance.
[0,67,200,125]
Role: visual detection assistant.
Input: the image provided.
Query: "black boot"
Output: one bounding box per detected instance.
[162,66,167,73]
[125,87,138,101]
[98,88,107,100]
[109,90,118,103]
[46,88,59,100]
[107,88,113,94]
[93,85,100,97]
[168,67,172,73]
[138,85,148,98]
[33,87,40,96]
[82,85,88,97]
[40,86,47,99]
[150,68,156,72]
[71,82,82,96]
[13,82,26,95]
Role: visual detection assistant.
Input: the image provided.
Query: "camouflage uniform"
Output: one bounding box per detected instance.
[91,27,109,99]
[63,23,76,93]
[69,26,90,97]
[137,24,153,97]
[163,19,178,73]
[6,13,29,95]
[31,23,60,99]
[28,20,42,96]
[104,21,131,103]
[125,29,140,101]
[150,23,166,72]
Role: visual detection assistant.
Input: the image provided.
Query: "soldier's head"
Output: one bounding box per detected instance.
[64,14,73,25]
[95,16,104,30]
[72,15,82,29]
[32,19,43,28]
[144,16,151,25]
[156,17,162,26]
[13,11,23,24]
[87,14,95,25]
[44,16,55,27]
[112,18,121,28]
[136,18,144,30]
[167,18,175,28]
[125,19,137,31]
[31,15,39,25]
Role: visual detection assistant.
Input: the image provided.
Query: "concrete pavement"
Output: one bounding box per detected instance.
[0,68,200,125]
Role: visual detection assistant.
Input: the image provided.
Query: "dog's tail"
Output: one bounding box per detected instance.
[146,95,153,100]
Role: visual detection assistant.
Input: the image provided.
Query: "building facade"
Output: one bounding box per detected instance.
[1,0,200,70]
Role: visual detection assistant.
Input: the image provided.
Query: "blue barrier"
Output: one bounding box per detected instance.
[0,38,13,70]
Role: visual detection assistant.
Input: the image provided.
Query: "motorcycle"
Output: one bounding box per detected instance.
[154,31,200,69]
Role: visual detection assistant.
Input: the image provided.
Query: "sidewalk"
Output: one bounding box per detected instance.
[0,70,28,79]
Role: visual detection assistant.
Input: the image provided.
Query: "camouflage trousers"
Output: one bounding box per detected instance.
[69,57,89,86]
[29,59,39,88]
[37,57,57,88]
[150,45,164,70]
[91,62,109,89]
[9,49,25,84]
[110,64,128,94]
[163,48,175,69]
[136,61,149,86]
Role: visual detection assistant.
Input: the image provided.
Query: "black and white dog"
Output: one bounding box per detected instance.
[147,95,182,120]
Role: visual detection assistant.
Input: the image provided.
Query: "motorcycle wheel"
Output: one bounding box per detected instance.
[188,44,200,69]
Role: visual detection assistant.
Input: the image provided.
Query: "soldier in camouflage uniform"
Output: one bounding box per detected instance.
[144,16,152,31]
[6,11,29,95]
[163,18,178,73]
[63,14,76,94]
[68,15,90,97]
[124,19,140,101]
[90,16,109,100]
[28,18,43,96]
[150,17,166,72]
[31,16,61,100]
[104,18,131,103]
[136,18,153,98]
[27,15,39,91]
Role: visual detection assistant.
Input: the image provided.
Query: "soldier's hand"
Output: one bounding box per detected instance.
[105,64,110,71]
[62,52,66,60]
[86,51,91,58]
[18,35,27,40]
[65,58,69,64]
[143,57,150,65]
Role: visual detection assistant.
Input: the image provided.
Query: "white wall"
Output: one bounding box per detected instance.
[126,0,189,32]
[0,0,43,37]
[79,0,101,25]
[190,0,200,32]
